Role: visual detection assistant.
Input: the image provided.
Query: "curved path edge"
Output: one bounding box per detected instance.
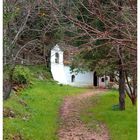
[58,89,110,140]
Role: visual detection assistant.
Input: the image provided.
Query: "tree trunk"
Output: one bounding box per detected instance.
[125,71,137,105]
[3,65,15,100]
[117,0,126,110]
[131,94,136,105]
[132,74,137,105]
[119,64,125,110]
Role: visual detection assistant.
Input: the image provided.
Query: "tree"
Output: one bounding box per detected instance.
[48,0,137,109]
[4,0,137,109]
[3,0,62,99]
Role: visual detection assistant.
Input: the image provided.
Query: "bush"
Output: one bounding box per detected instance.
[28,65,52,80]
[13,66,31,84]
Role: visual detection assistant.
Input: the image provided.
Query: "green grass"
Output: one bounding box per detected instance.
[80,90,137,140]
[4,80,86,140]
[27,65,52,80]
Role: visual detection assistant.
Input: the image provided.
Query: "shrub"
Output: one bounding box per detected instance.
[28,65,52,80]
[13,66,31,84]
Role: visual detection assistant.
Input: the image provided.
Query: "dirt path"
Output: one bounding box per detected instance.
[58,89,110,140]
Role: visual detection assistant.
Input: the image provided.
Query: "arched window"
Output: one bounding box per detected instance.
[71,75,75,82]
[55,53,59,63]
[101,78,105,82]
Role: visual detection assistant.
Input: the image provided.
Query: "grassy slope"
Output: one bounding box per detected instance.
[4,80,86,140]
[81,90,137,140]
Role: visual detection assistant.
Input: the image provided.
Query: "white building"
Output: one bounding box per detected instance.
[51,44,110,87]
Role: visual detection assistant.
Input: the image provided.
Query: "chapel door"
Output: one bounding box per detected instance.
[93,72,98,86]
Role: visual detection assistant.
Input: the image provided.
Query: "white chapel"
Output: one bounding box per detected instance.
[50,44,110,87]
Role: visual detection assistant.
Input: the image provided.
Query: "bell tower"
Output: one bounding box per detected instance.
[50,44,67,84]
[50,44,63,65]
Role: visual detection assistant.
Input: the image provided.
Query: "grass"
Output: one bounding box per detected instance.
[80,90,137,140]
[4,66,137,140]
[4,80,86,140]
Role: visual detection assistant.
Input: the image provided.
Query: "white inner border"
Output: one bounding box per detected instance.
[0,1,139,140]
[137,0,140,139]
[0,2,3,140]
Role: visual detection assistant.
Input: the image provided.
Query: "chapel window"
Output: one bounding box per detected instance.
[55,53,59,63]
[101,78,105,82]
[71,75,75,82]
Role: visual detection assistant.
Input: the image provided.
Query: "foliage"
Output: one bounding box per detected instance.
[3,0,61,66]
[52,0,137,108]
[28,65,52,80]
[3,0,137,108]
[13,66,31,85]
[80,90,137,140]
[3,80,86,140]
